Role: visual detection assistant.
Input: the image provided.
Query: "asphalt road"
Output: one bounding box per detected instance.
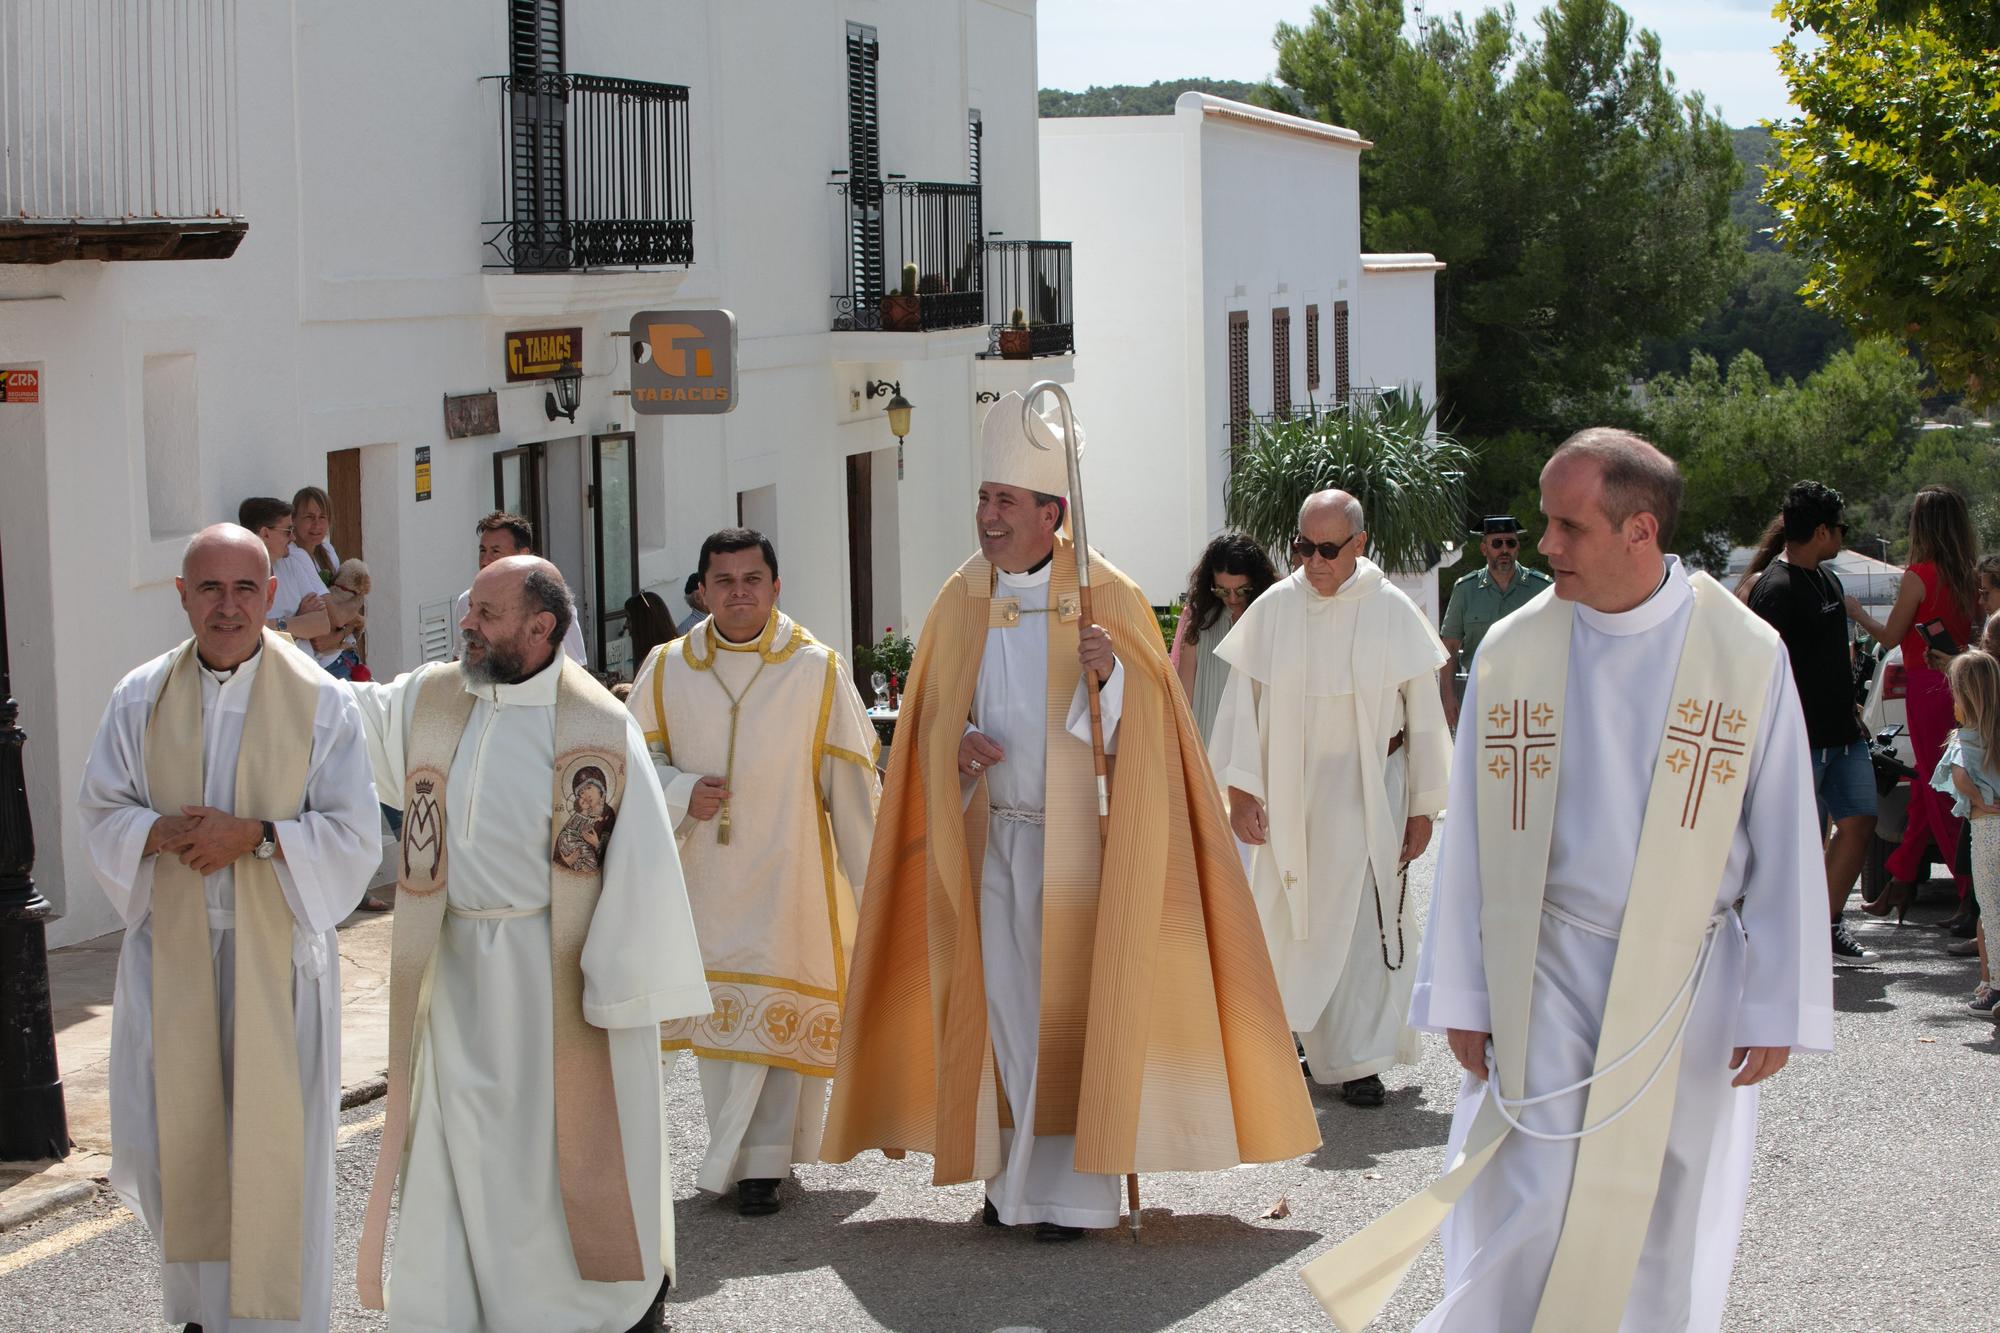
[4,852,1997,1332]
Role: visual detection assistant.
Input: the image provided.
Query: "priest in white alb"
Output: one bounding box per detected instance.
[344,555,710,1333]
[823,393,1317,1241]
[78,523,380,1332]
[628,527,879,1217]
[1302,430,1830,1332]
[1209,489,1451,1108]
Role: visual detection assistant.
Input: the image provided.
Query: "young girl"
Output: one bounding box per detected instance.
[1937,650,2000,1015]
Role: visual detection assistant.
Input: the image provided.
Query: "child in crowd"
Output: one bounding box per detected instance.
[1938,650,2000,1018]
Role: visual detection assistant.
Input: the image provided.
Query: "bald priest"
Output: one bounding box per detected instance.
[822,391,1318,1240]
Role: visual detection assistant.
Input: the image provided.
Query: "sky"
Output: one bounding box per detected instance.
[1037,0,1796,128]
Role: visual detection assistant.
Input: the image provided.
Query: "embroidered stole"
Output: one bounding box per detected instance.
[357,657,645,1309]
[1301,572,1778,1331]
[144,630,319,1321]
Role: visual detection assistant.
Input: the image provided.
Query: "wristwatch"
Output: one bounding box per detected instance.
[253,820,277,861]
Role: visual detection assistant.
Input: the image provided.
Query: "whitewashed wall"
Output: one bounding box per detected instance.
[1,0,1055,946]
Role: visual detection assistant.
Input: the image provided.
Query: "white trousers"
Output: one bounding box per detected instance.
[693,1057,827,1193]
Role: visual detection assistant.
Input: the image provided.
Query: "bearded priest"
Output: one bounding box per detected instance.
[77,524,381,1332]
[1208,489,1452,1109]
[628,528,879,1218]
[1302,429,1830,1332]
[343,555,710,1333]
[822,391,1318,1241]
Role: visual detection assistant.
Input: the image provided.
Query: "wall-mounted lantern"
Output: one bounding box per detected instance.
[545,360,583,423]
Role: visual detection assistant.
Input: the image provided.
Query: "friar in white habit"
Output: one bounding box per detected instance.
[628,527,879,1217]
[345,555,711,1333]
[1302,429,1831,1333]
[1208,489,1452,1108]
[78,523,380,1333]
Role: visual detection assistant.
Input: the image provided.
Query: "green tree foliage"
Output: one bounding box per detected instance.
[1038,79,1261,118]
[1265,0,1743,440]
[1853,427,2000,558]
[1224,391,1472,573]
[1766,2,2000,402]
[1645,248,1852,383]
[1640,339,1922,567]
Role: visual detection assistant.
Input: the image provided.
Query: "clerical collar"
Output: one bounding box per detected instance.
[197,640,263,685]
[712,611,781,653]
[463,650,563,706]
[996,556,1054,589]
[1575,557,1688,637]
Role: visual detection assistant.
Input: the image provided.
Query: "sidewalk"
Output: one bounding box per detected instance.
[0,898,394,1230]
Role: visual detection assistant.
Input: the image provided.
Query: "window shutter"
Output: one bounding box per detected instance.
[846,24,884,309]
[508,0,567,269]
[418,598,456,664]
[1272,307,1291,419]
[1228,311,1250,450]
[1333,299,1351,404]
[1306,303,1321,392]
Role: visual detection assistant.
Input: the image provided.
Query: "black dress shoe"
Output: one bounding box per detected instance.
[1034,1222,1086,1242]
[623,1274,672,1331]
[982,1197,1003,1226]
[736,1177,782,1216]
[1342,1074,1386,1107]
[185,1326,204,1333]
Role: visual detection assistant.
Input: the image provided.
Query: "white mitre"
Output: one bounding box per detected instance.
[978,390,1084,497]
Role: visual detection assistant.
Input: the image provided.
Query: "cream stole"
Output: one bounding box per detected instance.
[143,631,320,1321]
[1301,572,1778,1331]
[357,657,646,1310]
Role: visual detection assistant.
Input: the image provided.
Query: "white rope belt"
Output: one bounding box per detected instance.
[1484,904,1730,1143]
[445,903,548,920]
[988,805,1047,826]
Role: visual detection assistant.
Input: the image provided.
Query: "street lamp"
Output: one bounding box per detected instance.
[867,379,915,478]
[0,533,68,1161]
[545,360,582,423]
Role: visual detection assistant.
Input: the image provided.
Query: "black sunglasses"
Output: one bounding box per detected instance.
[1486,536,1519,550]
[1292,533,1359,563]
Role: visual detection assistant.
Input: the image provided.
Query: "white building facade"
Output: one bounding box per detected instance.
[1040,93,1441,606]
[1,0,1072,947]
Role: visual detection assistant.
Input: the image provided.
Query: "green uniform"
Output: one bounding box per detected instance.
[1441,565,1553,666]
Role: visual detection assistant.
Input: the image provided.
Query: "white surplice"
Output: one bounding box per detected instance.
[346,657,711,1333]
[1408,559,1833,1332]
[77,641,380,1333]
[1209,562,1451,1084]
[968,561,1127,1228]
[451,586,589,666]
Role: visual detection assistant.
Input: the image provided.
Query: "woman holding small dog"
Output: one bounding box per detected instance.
[291,486,366,679]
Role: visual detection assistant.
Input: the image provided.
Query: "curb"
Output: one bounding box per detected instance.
[0,1175,99,1232]
[341,1075,388,1110]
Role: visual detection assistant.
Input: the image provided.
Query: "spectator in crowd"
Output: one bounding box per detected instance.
[289,486,364,680]
[1747,482,1876,963]
[1169,532,1279,745]
[1924,555,2000,959]
[624,589,677,665]
[677,571,708,636]
[1847,486,1979,921]
[450,512,587,666]
[1439,516,1552,729]
[1735,515,1787,603]
[1937,651,2000,1019]
[239,496,331,642]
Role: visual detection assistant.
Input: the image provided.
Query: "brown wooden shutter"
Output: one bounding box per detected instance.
[1305,303,1321,392]
[1333,299,1351,403]
[1272,307,1291,419]
[1228,311,1250,450]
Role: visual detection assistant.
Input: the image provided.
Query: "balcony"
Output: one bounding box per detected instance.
[983,240,1074,358]
[484,73,693,273]
[829,177,983,333]
[0,0,246,263]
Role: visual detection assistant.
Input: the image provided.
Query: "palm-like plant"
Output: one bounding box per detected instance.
[1224,388,1474,573]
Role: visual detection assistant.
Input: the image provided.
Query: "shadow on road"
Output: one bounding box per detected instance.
[671,1188,1318,1331]
[1305,1081,1454,1174]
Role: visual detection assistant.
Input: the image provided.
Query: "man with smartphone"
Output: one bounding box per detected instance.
[1748,480,1878,963]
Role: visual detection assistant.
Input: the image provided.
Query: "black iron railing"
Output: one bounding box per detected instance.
[984,240,1074,357]
[484,73,693,273]
[1226,390,1396,441]
[830,178,984,331]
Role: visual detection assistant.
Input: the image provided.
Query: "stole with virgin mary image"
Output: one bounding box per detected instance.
[554,764,618,873]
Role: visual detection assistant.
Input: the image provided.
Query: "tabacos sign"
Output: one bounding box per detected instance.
[628,309,737,415]
[504,326,582,382]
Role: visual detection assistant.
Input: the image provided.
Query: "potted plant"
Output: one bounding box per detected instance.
[881,262,922,332]
[999,307,1033,360]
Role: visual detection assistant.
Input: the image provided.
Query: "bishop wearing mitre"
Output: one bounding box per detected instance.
[1208,489,1452,1108]
[822,392,1317,1241]
[1303,431,1829,1332]
[344,555,710,1333]
[78,524,381,1332]
[627,527,879,1218]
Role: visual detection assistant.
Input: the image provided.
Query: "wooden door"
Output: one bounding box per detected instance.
[326,448,364,660]
[846,452,873,657]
